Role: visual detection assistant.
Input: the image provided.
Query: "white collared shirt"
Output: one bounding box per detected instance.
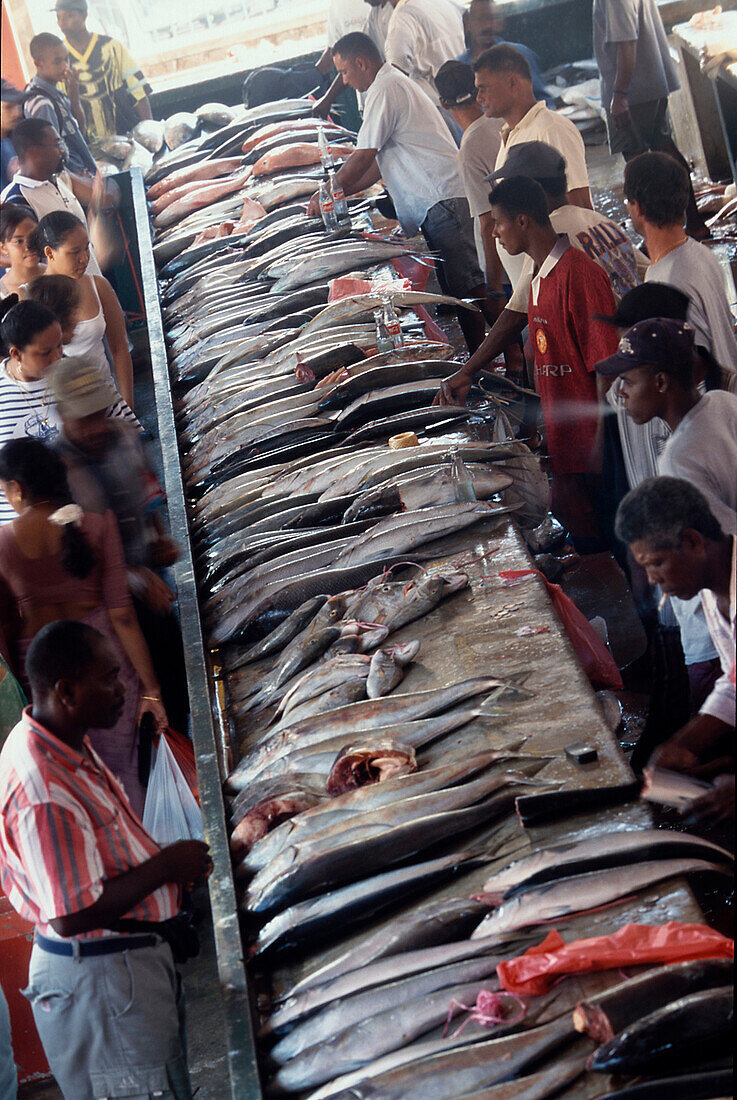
[384,0,465,106]
[326,0,371,46]
[357,63,464,235]
[494,102,589,286]
[0,172,101,276]
[365,0,393,54]
[700,536,736,727]
[529,234,570,306]
[658,392,737,666]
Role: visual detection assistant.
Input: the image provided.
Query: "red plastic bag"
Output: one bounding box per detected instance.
[161,728,199,804]
[499,569,623,690]
[391,255,432,291]
[497,922,734,995]
[413,303,447,344]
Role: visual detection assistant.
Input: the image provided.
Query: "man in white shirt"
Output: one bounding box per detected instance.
[307,32,487,351]
[434,61,503,288]
[592,0,706,237]
[615,476,735,823]
[383,0,465,141]
[436,141,638,407]
[472,44,592,288]
[0,117,113,276]
[624,152,737,373]
[597,317,737,712]
[384,0,465,108]
[312,0,377,119]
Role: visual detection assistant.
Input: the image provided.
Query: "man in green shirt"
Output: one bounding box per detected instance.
[55,0,152,142]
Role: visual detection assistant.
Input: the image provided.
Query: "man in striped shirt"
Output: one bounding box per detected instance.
[0,620,211,1100]
[56,0,152,143]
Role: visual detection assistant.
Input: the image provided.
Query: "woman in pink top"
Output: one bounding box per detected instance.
[0,438,168,816]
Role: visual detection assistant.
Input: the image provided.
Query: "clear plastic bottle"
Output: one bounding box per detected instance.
[330,169,351,227]
[381,295,404,349]
[450,447,476,501]
[374,307,393,353]
[319,170,338,231]
[317,127,334,169]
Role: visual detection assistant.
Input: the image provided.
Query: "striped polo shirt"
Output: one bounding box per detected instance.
[0,709,179,939]
[0,359,139,526]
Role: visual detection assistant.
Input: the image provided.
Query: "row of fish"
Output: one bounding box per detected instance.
[148,96,732,1100]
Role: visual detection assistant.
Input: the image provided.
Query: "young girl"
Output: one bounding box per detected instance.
[0,437,167,815]
[0,204,45,297]
[24,272,81,344]
[0,299,65,525]
[34,210,136,413]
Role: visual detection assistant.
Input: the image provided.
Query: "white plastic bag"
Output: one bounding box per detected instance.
[142,735,204,844]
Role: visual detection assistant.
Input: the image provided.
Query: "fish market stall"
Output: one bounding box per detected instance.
[126,97,733,1099]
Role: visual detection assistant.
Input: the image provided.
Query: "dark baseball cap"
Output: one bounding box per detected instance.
[1,79,25,105]
[487,140,566,184]
[54,0,88,12]
[434,61,477,107]
[597,282,690,328]
[595,317,695,378]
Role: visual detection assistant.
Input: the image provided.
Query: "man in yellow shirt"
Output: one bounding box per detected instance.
[55,0,152,142]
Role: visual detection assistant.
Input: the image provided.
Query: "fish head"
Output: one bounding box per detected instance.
[439,571,470,596]
[388,639,421,665]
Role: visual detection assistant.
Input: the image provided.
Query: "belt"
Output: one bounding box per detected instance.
[35,931,159,957]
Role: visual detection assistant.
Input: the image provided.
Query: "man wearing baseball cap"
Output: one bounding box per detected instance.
[434,61,503,294]
[55,0,152,142]
[492,141,645,311]
[597,317,737,709]
[436,140,643,409]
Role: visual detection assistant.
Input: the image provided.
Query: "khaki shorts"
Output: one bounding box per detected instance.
[24,940,192,1100]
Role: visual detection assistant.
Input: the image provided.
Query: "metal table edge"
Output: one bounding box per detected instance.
[128,166,263,1099]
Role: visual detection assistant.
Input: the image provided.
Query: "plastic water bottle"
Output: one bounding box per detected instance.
[331,170,351,227]
[319,171,338,231]
[451,447,476,501]
[374,308,393,353]
[317,127,334,169]
[381,295,404,349]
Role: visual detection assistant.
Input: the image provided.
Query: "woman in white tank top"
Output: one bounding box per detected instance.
[34,211,136,414]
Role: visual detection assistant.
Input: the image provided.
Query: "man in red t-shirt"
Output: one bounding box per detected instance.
[489,175,619,550]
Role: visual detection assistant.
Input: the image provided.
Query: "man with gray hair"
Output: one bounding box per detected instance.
[615,476,735,823]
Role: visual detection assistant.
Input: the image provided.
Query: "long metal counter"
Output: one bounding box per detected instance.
[127,165,711,1100]
[130,166,263,1099]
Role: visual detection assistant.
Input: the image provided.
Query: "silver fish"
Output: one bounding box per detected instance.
[273,979,501,1091]
[366,640,419,698]
[226,678,520,789]
[308,1017,575,1100]
[163,111,199,150]
[269,242,415,293]
[195,102,234,129]
[472,858,732,939]
[132,119,165,152]
[245,789,520,914]
[227,594,327,665]
[480,828,734,900]
[263,933,535,1037]
[245,750,515,873]
[231,708,484,793]
[250,850,485,959]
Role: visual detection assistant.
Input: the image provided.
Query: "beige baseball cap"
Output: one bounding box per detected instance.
[49,356,118,418]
